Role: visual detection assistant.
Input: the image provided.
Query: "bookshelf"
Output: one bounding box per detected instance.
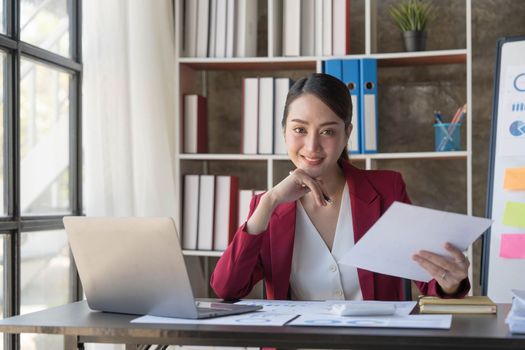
[173,0,473,281]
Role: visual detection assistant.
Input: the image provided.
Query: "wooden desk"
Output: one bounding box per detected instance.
[0,301,523,350]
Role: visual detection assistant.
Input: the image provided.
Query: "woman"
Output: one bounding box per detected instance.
[211,73,470,301]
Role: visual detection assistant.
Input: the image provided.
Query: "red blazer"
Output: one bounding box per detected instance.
[211,162,470,301]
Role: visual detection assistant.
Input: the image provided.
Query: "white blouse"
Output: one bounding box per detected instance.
[290,183,362,301]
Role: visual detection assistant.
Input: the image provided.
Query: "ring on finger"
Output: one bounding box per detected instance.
[441,271,447,280]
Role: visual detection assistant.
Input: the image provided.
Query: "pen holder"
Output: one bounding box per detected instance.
[434,123,462,152]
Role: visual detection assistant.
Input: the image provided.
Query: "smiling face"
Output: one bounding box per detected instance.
[284,93,352,178]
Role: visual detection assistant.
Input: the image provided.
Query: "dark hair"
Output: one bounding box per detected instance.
[282,73,353,162]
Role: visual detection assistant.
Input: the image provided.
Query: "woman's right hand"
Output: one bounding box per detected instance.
[266,169,329,208]
[246,169,329,235]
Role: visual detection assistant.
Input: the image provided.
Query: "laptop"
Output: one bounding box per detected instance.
[63,216,262,319]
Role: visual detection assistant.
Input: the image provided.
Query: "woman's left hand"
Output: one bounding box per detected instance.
[412,242,470,295]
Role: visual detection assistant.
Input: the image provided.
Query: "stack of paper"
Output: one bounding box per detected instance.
[506,290,525,334]
[419,296,497,314]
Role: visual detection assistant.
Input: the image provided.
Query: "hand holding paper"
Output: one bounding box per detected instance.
[412,242,470,294]
[340,202,493,282]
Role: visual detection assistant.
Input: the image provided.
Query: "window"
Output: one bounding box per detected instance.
[0,1,81,349]
[20,59,71,215]
[0,1,5,34]
[0,51,5,216]
[20,0,71,57]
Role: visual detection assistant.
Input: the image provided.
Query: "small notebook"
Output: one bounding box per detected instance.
[419,296,497,314]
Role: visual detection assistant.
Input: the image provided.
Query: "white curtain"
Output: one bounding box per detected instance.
[83,0,176,217]
[82,1,176,349]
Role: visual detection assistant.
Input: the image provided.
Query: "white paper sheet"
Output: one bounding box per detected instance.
[235,299,416,316]
[289,314,452,329]
[340,202,493,282]
[235,299,332,314]
[325,300,417,316]
[506,289,525,334]
[131,311,297,326]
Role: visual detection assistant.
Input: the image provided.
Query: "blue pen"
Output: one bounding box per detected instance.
[433,111,444,124]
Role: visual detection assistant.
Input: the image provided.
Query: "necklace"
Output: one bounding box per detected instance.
[325,178,346,205]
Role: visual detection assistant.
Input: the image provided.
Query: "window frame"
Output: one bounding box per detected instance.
[0,1,82,349]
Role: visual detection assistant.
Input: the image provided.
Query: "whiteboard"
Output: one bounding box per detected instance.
[482,36,525,302]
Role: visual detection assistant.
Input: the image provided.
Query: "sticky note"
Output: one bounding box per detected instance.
[500,234,525,259]
[504,167,525,191]
[503,202,525,228]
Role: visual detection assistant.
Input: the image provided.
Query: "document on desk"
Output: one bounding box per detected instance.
[235,299,332,314]
[289,314,452,329]
[236,299,417,316]
[131,311,297,326]
[340,202,493,282]
[131,301,417,326]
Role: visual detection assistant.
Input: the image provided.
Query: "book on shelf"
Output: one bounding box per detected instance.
[276,0,348,56]
[238,189,254,227]
[269,0,283,56]
[323,58,377,154]
[197,175,215,250]
[342,59,361,153]
[322,0,333,56]
[241,77,259,154]
[183,0,198,57]
[274,77,292,154]
[258,77,274,154]
[183,0,351,57]
[183,94,208,153]
[360,58,378,153]
[235,0,258,57]
[213,176,239,251]
[301,0,315,56]
[283,0,301,56]
[182,175,200,250]
[225,0,235,57]
[419,296,497,314]
[314,0,323,56]
[215,0,227,57]
[195,0,210,57]
[242,76,294,155]
[186,0,257,58]
[208,0,217,57]
[332,0,351,56]
[183,174,243,252]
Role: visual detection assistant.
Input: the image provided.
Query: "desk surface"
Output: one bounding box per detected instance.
[0,301,524,349]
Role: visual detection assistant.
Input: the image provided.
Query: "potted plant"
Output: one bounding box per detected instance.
[389,0,437,52]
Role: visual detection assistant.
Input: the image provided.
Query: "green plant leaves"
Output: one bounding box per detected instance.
[389,0,437,32]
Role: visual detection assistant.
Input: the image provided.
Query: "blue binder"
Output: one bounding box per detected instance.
[342,59,361,153]
[323,59,342,80]
[359,58,378,153]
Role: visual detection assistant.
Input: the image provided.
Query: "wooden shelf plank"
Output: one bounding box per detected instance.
[179,151,468,161]
[367,151,469,160]
[179,154,275,160]
[178,58,316,71]
[178,50,467,70]
[377,50,467,67]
